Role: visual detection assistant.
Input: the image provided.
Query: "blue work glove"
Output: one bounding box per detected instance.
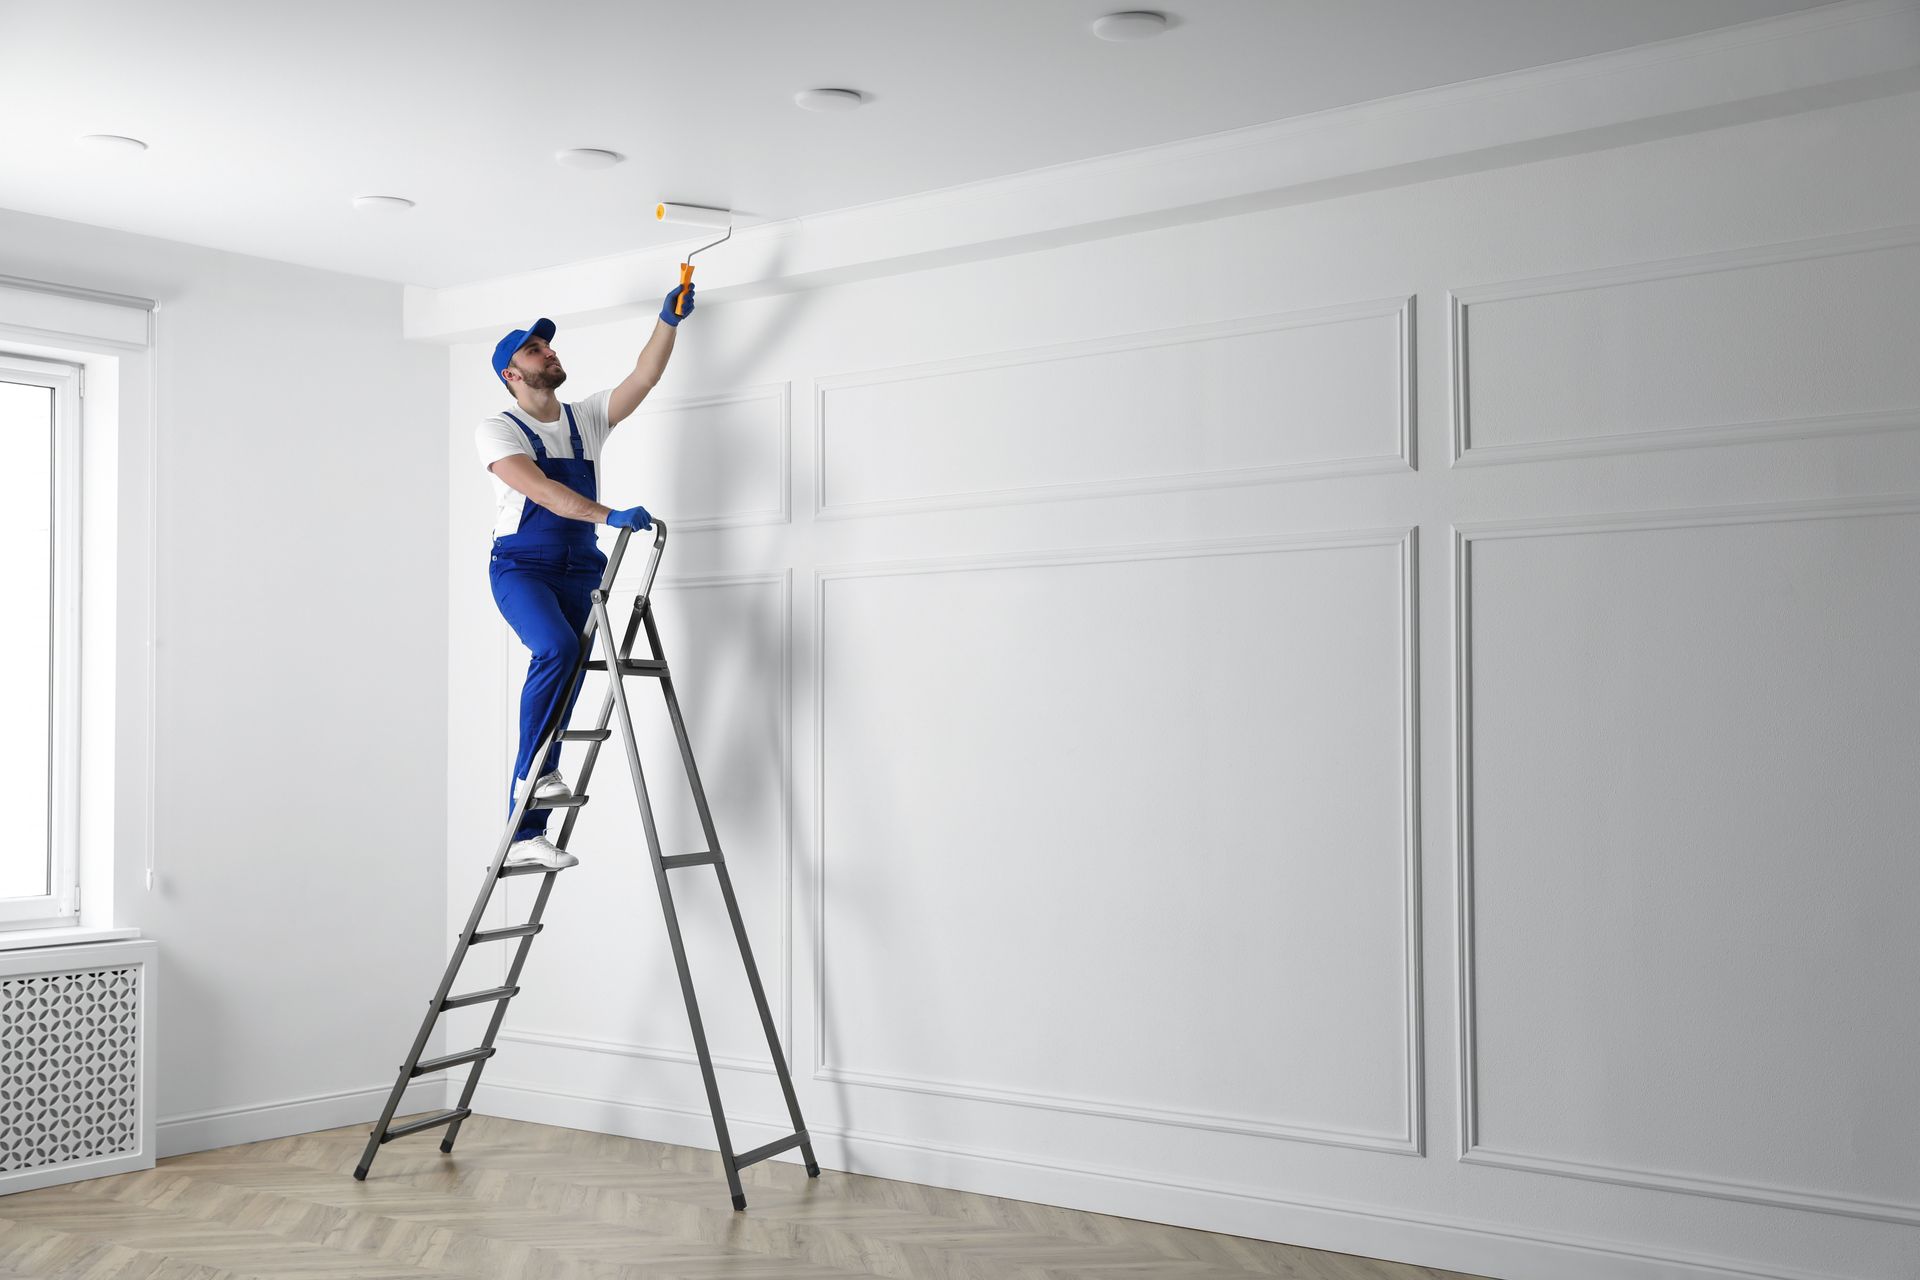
[660,283,695,326]
[607,504,653,531]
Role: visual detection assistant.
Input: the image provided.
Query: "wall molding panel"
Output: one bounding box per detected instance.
[1452,494,1920,1226]
[1449,224,1920,466]
[815,296,1414,519]
[616,382,791,530]
[813,528,1423,1154]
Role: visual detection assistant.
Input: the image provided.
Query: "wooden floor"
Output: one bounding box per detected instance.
[0,1114,1489,1280]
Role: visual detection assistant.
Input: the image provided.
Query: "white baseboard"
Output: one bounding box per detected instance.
[470,1081,1853,1280]
[157,1081,446,1159]
[0,1149,155,1197]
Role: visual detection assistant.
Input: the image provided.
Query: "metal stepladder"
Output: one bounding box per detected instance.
[355,521,818,1208]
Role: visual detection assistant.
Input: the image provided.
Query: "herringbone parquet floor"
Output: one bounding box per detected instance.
[0,1114,1489,1280]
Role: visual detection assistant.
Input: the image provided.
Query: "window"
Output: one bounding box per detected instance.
[0,355,81,930]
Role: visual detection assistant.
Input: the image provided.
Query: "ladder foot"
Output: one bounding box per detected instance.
[439,1138,456,1153]
[806,1163,820,1177]
[353,1166,369,1182]
[732,1193,747,1211]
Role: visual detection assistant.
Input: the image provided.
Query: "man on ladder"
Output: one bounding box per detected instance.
[472,282,694,870]
[359,275,818,1204]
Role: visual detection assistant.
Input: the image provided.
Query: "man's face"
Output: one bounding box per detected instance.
[507,336,567,391]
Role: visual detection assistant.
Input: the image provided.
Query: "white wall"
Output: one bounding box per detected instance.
[434,77,1920,1280]
[0,208,449,1152]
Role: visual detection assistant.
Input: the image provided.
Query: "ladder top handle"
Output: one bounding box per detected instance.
[603,520,669,597]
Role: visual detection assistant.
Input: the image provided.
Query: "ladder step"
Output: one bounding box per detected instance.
[471,922,543,944]
[735,1131,808,1170]
[441,985,519,1010]
[661,851,721,870]
[530,795,589,810]
[559,728,611,742]
[381,1108,471,1143]
[584,658,668,677]
[498,862,563,878]
[412,1046,496,1077]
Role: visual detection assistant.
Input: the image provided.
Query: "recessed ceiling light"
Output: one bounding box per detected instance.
[556,147,625,170]
[1091,10,1169,41]
[79,134,148,154]
[793,88,867,113]
[352,195,416,213]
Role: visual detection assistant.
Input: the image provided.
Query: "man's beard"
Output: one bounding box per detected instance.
[522,365,568,391]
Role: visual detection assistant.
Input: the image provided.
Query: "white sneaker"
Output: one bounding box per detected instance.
[505,836,578,870]
[514,771,572,802]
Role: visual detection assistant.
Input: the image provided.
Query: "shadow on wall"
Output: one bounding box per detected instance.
[636,242,863,1129]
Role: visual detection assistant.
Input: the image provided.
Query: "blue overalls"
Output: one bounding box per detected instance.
[489,405,606,843]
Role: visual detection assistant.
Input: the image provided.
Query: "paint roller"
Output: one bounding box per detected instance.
[655,202,733,318]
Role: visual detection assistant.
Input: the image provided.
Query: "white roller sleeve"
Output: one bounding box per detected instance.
[654,203,731,229]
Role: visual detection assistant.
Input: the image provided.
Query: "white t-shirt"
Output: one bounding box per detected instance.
[474,389,614,540]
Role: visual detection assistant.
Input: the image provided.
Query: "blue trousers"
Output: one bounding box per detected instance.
[489,548,603,841]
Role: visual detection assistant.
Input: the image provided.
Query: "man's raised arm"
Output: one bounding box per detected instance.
[609,282,696,426]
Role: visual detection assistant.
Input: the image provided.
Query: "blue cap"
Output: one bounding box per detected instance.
[491,318,557,383]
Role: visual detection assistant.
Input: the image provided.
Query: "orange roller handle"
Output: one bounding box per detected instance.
[676,262,693,317]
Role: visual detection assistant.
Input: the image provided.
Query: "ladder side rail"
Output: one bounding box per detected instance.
[642,606,725,860]
[546,522,663,851]
[592,589,748,1208]
[647,604,818,1174]
[439,533,649,1150]
[355,529,640,1179]
[554,593,651,849]
[441,554,656,1151]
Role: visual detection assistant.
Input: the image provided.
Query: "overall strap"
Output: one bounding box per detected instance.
[500,411,548,462]
[563,403,585,460]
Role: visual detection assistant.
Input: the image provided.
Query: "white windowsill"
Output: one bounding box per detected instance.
[0,925,140,953]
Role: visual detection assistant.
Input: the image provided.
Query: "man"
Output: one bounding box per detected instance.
[473,282,694,869]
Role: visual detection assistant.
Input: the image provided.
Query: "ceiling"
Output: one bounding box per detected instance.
[0,0,1844,288]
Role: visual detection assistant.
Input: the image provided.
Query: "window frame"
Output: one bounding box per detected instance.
[0,353,83,930]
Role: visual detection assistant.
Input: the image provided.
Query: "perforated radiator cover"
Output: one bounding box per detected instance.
[0,966,141,1172]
